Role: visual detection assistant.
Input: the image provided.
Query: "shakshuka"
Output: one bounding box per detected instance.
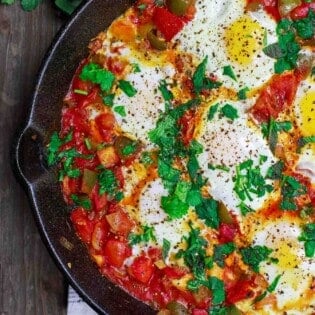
[47,0,315,314]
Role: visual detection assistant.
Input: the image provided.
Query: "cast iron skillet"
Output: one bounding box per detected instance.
[12,0,156,314]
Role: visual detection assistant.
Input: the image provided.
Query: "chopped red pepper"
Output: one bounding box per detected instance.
[250,72,299,122]
[152,7,185,41]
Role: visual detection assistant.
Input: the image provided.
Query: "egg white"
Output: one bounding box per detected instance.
[138,178,189,259]
[176,0,277,91]
[196,98,276,218]
[250,218,315,313]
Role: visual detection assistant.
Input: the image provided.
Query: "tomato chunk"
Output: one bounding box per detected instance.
[152,7,185,41]
[218,223,237,243]
[106,208,134,235]
[226,279,254,304]
[163,266,188,279]
[290,3,315,20]
[104,239,131,268]
[250,72,299,122]
[70,208,94,243]
[192,309,208,315]
[91,219,109,251]
[128,256,154,283]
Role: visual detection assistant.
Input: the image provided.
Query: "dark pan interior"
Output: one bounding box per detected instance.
[12,0,156,314]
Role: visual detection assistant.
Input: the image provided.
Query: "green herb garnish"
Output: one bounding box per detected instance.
[71,194,92,210]
[223,65,237,81]
[128,225,156,245]
[118,80,137,97]
[240,245,273,272]
[80,63,115,93]
[298,223,315,257]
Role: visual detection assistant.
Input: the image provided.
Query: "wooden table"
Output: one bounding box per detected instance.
[0,2,67,314]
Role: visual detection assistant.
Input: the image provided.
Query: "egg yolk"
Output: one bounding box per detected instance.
[299,90,315,137]
[275,240,300,270]
[224,16,264,66]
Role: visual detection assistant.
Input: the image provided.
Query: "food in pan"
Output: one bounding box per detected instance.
[47,0,315,313]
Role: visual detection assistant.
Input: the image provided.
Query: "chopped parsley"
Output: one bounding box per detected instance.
[220,104,239,120]
[71,194,92,210]
[162,238,171,261]
[297,135,315,152]
[254,274,281,303]
[195,197,219,229]
[102,93,115,107]
[161,193,189,219]
[128,225,156,245]
[118,80,137,97]
[238,86,249,100]
[47,131,72,166]
[193,56,222,94]
[233,159,273,208]
[208,163,230,172]
[80,63,115,93]
[266,160,285,180]
[207,103,239,121]
[140,151,154,166]
[222,65,237,81]
[157,158,181,191]
[113,105,127,117]
[208,103,219,121]
[293,9,315,40]
[298,223,315,257]
[263,18,301,73]
[121,142,137,156]
[178,225,224,300]
[159,79,173,111]
[213,242,236,267]
[98,168,122,200]
[280,175,306,210]
[131,63,141,73]
[55,148,92,181]
[261,119,293,153]
[238,202,254,216]
[240,245,273,273]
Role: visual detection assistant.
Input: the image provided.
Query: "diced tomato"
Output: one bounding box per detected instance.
[147,247,162,261]
[152,7,185,41]
[128,256,154,283]
[76,88,102,109]
[105,208,134,235]
[247,0,280,20]
[218,223,237,243]
[106,57,128,76]
[163,266,188,279]
[114,167,124,189]
[62,176,80,199]
[290,3,315,20]
[74,155,99,170]
[180,109,196,146]
[90,185,108,212]
[70,208,94,243]
[62,106,90,134]
[94,113,116,143]
[226,279,255,304]
[192,309,208,315]
[103,239,131,268]
[91,219,109,251]
[250,72,299,122]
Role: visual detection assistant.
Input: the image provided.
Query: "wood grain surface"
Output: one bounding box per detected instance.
[0,2,67,314]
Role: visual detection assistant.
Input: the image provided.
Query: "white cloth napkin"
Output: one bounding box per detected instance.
[67,286,98,315]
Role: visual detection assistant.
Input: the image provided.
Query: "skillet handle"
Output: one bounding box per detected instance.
[12,126,48,186]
